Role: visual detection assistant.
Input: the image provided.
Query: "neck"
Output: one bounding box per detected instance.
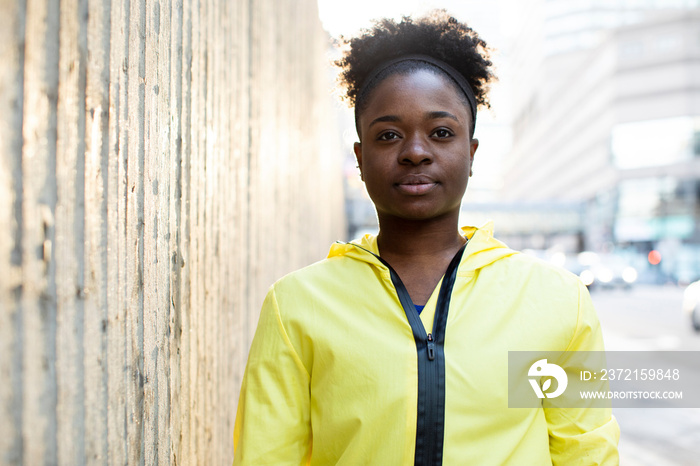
[376,212,465,261]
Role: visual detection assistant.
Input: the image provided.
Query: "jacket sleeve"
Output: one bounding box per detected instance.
[233,286,312,465]
[544,281,621,466]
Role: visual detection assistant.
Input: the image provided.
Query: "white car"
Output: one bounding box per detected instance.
[573,252,638,290]
[682,280,700,332]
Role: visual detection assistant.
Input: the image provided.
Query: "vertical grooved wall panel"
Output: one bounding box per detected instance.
[0,0,26,464]
[106,0,129,462]
[84,0,111,462]
[21,0,60,463]
[55,0,87,463]
[0,0,345,463]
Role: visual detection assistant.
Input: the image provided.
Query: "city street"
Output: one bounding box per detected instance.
[591,285,700,465]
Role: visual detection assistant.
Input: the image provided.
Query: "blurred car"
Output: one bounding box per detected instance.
[567,252,638,290]
[682,280,700,332]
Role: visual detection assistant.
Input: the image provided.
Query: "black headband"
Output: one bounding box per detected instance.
[355,54,478,134]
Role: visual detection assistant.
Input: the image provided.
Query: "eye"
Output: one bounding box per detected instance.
[377,131,400,141]
[431,128,454,138]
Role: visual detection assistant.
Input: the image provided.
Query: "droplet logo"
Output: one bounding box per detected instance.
[528,359,568,399]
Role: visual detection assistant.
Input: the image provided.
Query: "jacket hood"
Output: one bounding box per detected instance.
[328,221,518,273]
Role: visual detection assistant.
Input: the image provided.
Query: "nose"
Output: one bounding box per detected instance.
[399,134,432,165]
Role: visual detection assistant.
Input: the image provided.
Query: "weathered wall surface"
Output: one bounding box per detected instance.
[0,0,345,464]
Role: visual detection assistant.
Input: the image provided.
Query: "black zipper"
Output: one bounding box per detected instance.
[427,333,435,361]
[374,243,467,466]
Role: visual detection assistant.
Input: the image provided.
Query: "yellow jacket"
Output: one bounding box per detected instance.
[234,223,620,465]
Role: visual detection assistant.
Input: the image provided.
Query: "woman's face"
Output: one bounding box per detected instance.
[354,69,479,222]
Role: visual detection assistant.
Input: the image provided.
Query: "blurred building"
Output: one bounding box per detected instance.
[501,0,700,282]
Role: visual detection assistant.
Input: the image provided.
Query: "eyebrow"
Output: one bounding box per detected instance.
[368,115,400,128]
[368,111,460,129]
[427,111,460,123]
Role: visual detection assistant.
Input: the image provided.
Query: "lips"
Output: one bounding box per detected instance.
[395,174,438,195]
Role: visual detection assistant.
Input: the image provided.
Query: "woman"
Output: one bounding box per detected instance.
[234,11,619,465]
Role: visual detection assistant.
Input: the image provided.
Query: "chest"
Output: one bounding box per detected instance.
[401,272,443,306]
[388,258,454,306]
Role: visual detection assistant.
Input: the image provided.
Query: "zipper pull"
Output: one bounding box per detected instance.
[427,333,435,361]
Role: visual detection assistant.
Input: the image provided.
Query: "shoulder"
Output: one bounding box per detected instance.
[511,252,581,280]
[474,252,594,351]
[273,255,353,287]
[476,251,589,327]
[268,254,369,305]
[488,251,583,290]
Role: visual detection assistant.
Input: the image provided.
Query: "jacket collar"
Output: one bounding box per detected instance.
[328,221,518,273]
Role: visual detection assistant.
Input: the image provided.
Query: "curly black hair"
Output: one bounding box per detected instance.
[335,10,495,124]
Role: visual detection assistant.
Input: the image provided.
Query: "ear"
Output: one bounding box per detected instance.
[353,142,364,181]
[469,138,479,177]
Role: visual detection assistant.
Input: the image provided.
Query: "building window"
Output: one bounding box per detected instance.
[611,117,698,169]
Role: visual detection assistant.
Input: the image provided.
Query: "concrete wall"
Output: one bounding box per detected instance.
[0,0,345,464]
